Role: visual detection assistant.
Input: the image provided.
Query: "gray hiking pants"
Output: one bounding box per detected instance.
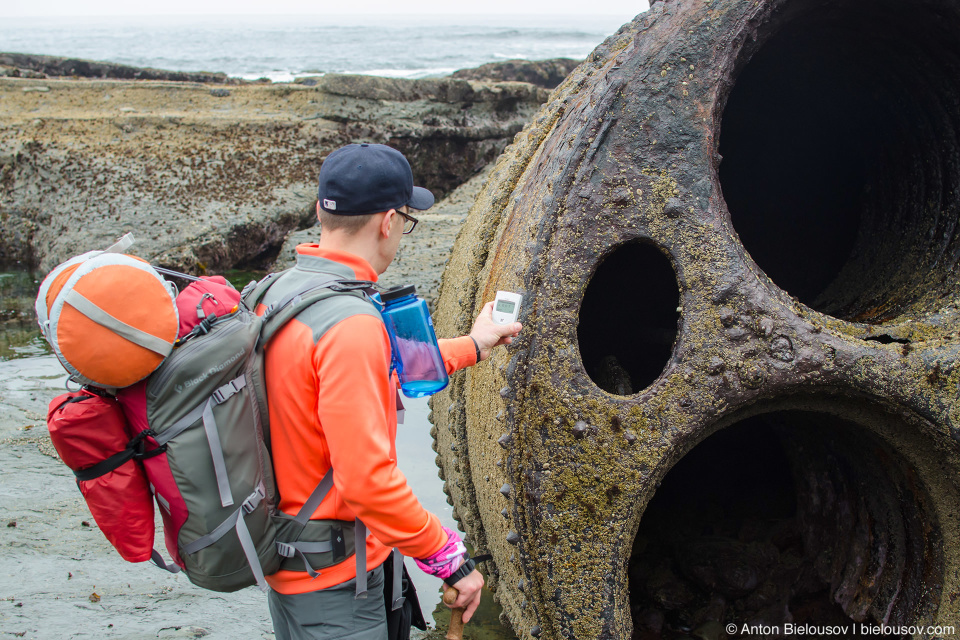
[267,565,387,640]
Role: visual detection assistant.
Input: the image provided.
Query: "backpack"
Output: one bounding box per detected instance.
[40,248,388,594]
[125,272,382,592]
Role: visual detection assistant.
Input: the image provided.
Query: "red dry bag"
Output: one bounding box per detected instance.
[47,389,156,563]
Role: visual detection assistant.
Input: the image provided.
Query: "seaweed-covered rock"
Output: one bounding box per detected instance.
[0,74,544,272]
[0,52,233,83]
[451,58,582,89]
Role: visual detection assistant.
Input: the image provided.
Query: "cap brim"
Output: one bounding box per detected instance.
[408,186,435,211]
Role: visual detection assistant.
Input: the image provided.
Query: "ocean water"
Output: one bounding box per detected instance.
[0,13,641,82]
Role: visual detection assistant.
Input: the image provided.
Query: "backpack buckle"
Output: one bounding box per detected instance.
[241,484,265,514]
[211,385,231,404]
[276,542,295,558]
[212,376,246,404]
[197,314,217,335]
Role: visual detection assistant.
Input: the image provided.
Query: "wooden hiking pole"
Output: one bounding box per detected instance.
[442,586,465,640]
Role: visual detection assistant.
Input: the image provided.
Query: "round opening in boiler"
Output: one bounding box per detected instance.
[718,0,960,324]
[628,411,943,639]
[578,242,680,396]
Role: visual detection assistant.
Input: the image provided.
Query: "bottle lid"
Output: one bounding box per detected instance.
[381,284,417,303]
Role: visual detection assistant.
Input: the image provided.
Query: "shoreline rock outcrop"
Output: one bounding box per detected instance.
[0,52,234,84]
[450,58,582,89]
[0,66,551,274]
[1,52,583,89]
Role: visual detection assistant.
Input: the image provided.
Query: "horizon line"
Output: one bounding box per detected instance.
[1,11,644,18]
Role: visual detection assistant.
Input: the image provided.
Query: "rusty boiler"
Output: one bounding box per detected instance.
[429,0,960,638]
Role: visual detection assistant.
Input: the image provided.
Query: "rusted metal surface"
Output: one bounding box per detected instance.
[430,0,960,638]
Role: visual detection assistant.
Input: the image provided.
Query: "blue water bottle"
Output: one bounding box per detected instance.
[380,284,449,398]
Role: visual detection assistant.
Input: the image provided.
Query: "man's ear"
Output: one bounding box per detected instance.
[316,201,322,223]
[379,209,397,238]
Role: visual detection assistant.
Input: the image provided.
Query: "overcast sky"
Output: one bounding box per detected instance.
[2,0,649,18]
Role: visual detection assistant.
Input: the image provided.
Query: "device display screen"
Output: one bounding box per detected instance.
[496,300,516,313]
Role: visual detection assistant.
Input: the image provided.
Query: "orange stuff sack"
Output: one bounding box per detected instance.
[47,389,156,562]
[36,251,179,388]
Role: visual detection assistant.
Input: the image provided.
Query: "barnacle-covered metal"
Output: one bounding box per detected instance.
[431,0,960,637]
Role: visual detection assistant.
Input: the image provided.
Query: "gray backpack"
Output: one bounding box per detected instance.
[123,272,392,596]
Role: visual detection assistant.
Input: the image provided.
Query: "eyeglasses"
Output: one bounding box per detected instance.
[398,209,419,234]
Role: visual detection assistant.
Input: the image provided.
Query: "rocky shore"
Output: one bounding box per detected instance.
[0,53,571,276]
[0,52,235,84]
[0,52,578,640]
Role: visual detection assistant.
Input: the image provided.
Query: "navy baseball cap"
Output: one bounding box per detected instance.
[317,143,435,215]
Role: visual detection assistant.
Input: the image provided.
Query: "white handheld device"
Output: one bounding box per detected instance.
[492,291,522,325]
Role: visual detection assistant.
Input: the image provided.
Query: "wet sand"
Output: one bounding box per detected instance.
[0,356,442,639]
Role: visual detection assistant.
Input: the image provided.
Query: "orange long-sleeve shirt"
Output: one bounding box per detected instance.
[262,244,477,594]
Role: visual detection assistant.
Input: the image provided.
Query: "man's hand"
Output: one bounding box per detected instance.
[443,568,485,623]
[469,301,522,361]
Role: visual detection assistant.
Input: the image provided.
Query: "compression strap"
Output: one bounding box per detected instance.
[62,289,173,357]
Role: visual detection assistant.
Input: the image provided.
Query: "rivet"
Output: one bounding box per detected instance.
[759,317,774,337]
[500,483,513,498]
[663,197,683,217]
[719,307,735,327]
[498,433,513,449]
[739,364,766,389]
[707,356,725,375]
[573,421,588,438]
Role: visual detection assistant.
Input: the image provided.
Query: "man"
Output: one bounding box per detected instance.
[259,143,522,639]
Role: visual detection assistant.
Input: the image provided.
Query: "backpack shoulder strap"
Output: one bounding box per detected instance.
[240,269,288,311]
[255,275,380,347]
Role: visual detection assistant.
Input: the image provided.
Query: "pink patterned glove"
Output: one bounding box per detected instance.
[414,526,467,580]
